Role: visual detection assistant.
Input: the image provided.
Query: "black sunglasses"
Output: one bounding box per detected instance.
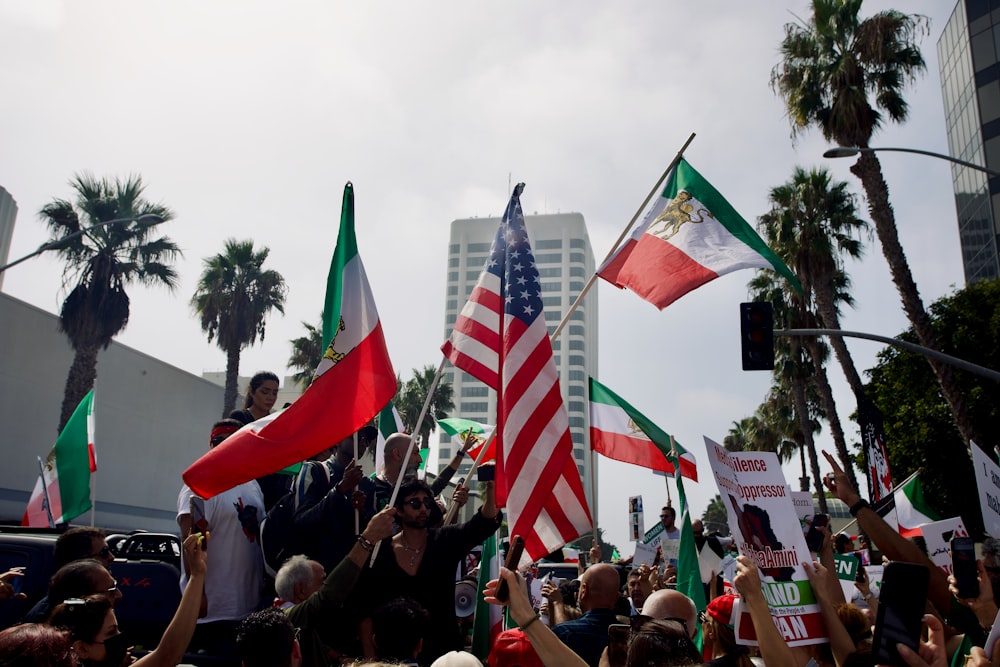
[404,497,436,510]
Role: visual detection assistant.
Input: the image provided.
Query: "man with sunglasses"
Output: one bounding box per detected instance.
[359,478,501,664]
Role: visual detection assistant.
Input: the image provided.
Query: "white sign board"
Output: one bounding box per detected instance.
[920,517,969,576]
[971,443,1000,538]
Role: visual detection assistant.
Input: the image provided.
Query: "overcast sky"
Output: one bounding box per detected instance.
[0,1,965,551]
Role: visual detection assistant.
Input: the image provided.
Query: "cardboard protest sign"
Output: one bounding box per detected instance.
[632,541,658,567]
[705,437,827,647]
[971,443,1000,538]
[643,521,665,546]
[920,517,969,576]
[832,554,859,602]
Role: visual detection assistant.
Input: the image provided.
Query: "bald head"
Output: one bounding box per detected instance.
[580,564,620,611]
[641,589,697,638]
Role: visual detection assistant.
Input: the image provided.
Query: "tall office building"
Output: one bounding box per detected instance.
[0,186,18,291]
[440,212,599,510]
[939,0,1000,283]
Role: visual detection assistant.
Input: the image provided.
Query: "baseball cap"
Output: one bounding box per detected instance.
[489,629,544,667]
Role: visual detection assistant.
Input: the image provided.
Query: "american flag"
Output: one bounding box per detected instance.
[442,184,592,561]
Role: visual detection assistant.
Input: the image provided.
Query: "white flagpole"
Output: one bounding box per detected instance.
[443,428,497,526]
[549,132,697,343]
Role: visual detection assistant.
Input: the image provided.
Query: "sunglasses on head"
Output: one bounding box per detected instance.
[404,497,435,510]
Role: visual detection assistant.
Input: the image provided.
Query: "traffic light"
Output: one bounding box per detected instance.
[740,301,774,371]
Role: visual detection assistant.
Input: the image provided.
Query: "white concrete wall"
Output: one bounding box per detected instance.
[0,293,223,533]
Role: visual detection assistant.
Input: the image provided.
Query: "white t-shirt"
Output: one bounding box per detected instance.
[177,481,265,623]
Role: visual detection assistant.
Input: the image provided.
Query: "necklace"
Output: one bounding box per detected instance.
[397,539,424,567]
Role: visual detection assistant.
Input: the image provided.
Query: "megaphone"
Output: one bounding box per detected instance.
[455,581,477,617]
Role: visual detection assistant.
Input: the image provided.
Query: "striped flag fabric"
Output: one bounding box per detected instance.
[184,183,397,498]
[588,377,697,482]
[445,184,592,562]
[471,532,503,661]
[438,418,496,461]
[673,454,707,649]
[894,475,940,538]
[598,158,801,309]
[23,389,96,526]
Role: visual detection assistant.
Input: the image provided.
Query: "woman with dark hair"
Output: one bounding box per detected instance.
[229,371,280,425]
[48,533,207,667]
[625,618,701,667]
[0,624,75,667]
[701,594,754,667]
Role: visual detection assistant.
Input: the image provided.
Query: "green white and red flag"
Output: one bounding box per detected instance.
[894,475,940,538]
[184,183,397,498]
[23,389,96,526]
[598,158,801,309]
[588,377,696,482]
[438,418,496,461]
[471,532,503,661]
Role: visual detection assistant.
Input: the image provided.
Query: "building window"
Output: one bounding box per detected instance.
[569,416,585,428]
[568,340,584,351]
[569,325,585,336]
[570,311,584,321]
[534,253,563,264]
[466,271,481,280]
[448,271,459,281]
[538,267,562,278]
[461,401,489,412]
[551,340,561,350]
[542,296,562,307]
[574,449,585,460]
[468,242,491,252]
[448,257,460,267]
[440,448,451,458]
[571,431,584,445]
[569,370,585,381]
[570,266,586,278]
[578,465,585,477]
[570,252,586,264]
[446,314,457,325]
[447,285,458,295]
[540,282,561,292]
[570,238,586,249]
[570,281,586,292]
[462,386,489,397]
[568,385,585,397]
[450,244,460,253]
[544,311,561,321]
[447,299,458,310]
[535,239,563,249]
[468,255,488,267]
[569,401,585,413]
[569,355,585,366]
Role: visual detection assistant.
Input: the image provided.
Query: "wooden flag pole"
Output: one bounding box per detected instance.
[549,132,697,343]
[838,467,923,534]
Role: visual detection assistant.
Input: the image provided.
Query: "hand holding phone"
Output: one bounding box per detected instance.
[951,536,979,599]
[495,535,525,603]
[872,561,929,665]
[806,514,829,553]
[477,464,496,482]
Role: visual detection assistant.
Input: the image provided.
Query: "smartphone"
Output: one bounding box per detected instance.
[806,514,829,552]
[951,536,979,599]
[477,464,495,482]
[607,624,629,666]
[652,545,662,568]
[856,564,867,584]
[872,561,929,666]
[495,535,525,603]
[189,496,209,549]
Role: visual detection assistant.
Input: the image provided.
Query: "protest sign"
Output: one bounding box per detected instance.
[832,554,859,602]
[920,517,969,576]
[632,541,658,567]
[971,443,1000,538]
[643,521,664,546]
[705,437,827,647]
[629,495,644,541]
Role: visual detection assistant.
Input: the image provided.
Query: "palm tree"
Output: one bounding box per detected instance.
[38,173,180,430]
[192,239,287,416]
[394,365,455,448]
[772,0,981,449]
[288,319,323,390]
[758,167,865,488]
[702,495,731,536]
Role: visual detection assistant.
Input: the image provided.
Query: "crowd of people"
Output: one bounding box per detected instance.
[2,374,1000,666]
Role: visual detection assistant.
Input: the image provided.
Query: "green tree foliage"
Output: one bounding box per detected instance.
[865,279,1000,537]
[191,239,287,416]
[288,319,323,390]
[38,173,180,430]
[394,365,455,448]
[701,495,730,537]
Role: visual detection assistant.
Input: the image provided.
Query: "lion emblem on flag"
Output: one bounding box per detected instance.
[647,191,714,241]
[322,317,347,365]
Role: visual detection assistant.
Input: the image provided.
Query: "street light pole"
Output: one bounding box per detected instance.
[0,213,165,275]
[823,146,1000,178]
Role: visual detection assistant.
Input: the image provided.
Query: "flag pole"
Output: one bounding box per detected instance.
[591,449,599,551]
[838,467,923,534]
[37,456,56,529]
[549,132,697,343]
[370,357,447,565]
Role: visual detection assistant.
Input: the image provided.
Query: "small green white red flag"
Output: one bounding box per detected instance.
[437,418,495,461]
[471,532,502,661]
[598,158,801,309]
[23,389,96,526]
[588,377,697,482]
[894,475,940,537]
